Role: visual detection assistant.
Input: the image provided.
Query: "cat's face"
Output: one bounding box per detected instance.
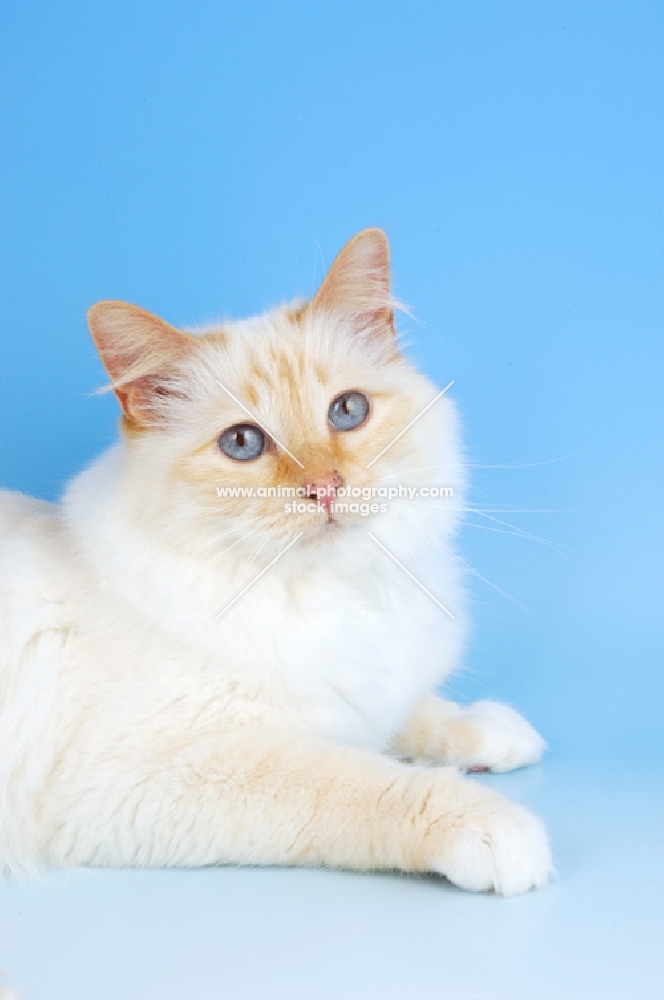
[88,230,461,563]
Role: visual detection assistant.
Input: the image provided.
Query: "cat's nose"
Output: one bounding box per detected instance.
[305,470,343,512]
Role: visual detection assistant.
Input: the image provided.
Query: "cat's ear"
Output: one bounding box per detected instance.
[87,301,195,425]
[310,228,394,336]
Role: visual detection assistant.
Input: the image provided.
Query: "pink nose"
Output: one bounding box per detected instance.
[305,471,343,512]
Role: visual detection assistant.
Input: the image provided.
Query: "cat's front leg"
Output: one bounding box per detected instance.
[42,732,551,896]
[391,695,546,772]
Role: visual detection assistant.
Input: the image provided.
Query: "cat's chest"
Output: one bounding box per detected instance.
[209,564,461,748]
[80,536,463,751]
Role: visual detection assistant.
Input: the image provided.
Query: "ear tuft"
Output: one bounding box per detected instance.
[87,301,194,424]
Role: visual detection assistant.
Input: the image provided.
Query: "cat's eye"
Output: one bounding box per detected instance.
[218,423,266,461]
[328,391,370,432]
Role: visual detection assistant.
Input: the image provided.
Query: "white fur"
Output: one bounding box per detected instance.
[454,700,547,772]
[0,987,23,1000]
[0,291,551,894]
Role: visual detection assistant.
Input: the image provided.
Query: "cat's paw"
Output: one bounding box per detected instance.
[430,792,552,896]
[0,987,24,1000]
[453,700,546,773]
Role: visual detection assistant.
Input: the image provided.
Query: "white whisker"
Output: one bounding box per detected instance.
[453,554,531,612]
[466,451,587,470]
[401,516,531,612]
[469,510,572,557]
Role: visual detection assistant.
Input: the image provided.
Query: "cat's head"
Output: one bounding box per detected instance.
[88,229,462,564]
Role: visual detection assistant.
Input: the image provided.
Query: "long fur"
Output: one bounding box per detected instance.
[0,230,550,895]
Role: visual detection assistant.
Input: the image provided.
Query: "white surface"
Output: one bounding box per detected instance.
[1,759,662,1000]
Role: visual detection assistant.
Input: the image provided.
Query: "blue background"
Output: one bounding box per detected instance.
[1,3,662,998]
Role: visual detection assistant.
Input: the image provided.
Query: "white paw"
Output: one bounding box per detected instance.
[456,700,546,773]
[434,795,552,896]
[0,988,24,1000]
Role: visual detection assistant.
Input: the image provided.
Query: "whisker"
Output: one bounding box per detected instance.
[392,500,570,514]
[461,521,570,558]
[217,528,259,559]
[466,451,587,470]
[239,533,272,583]
[400,500,571,556]
[469,510,573,557]
[452,554,531,612]
[373,451,584,482]
[194,518,261,559]
[402,517,530,612]
[374,464,459,482]
[467,507,571,514]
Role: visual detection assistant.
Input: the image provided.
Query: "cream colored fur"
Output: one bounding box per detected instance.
[0,986,23,1000]
[0,230,551,895]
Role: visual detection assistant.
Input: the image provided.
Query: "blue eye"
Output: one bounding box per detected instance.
[218,424,265,461]
[328,392,369,431]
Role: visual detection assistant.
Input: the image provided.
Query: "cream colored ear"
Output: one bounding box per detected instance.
[310,228,394,333]
[87,301,195,424]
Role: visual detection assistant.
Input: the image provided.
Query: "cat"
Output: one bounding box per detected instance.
[0,228,551,894]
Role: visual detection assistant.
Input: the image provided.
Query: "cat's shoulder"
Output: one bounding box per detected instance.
[0,489,57,531]
[0,490,63,581]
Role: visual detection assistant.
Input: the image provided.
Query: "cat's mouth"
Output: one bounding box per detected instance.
[316,512,342,533]
[309,511,363,541]
[293,507,378,546]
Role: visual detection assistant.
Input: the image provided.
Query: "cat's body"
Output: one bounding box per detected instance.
[0,230,551,893]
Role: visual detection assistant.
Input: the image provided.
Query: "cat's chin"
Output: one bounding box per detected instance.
[302,514,368,545]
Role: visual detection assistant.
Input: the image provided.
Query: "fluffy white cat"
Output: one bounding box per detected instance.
[0,229,550,894]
